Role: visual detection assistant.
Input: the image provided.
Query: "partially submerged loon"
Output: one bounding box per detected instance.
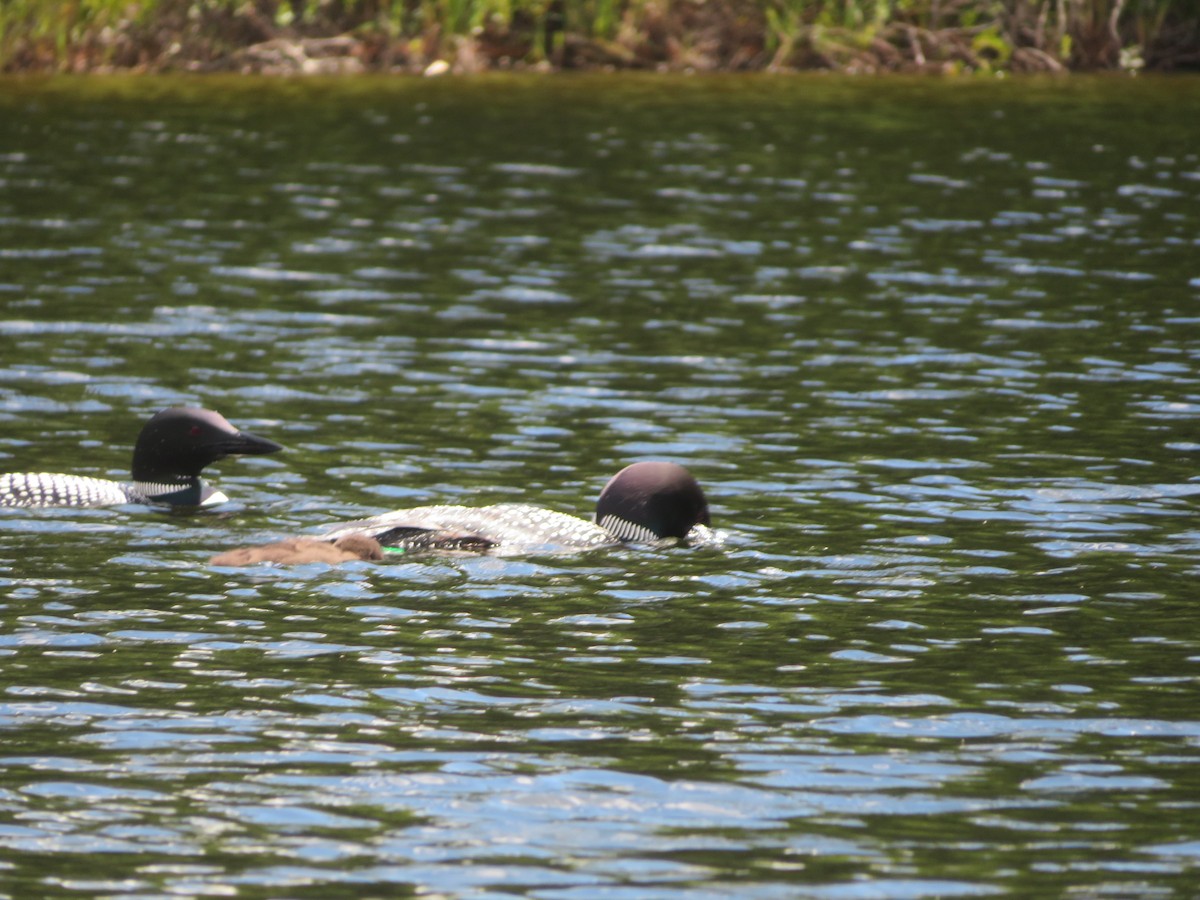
[208,461,712,566]
[0,406,283,509]
[319,461,712,556]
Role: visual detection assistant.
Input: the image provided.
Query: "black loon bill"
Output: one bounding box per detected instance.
[219,429,284,457]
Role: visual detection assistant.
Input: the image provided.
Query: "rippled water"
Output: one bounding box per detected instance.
[1,74,1199,898]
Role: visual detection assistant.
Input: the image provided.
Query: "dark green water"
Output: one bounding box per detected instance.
[1,73,1199,898]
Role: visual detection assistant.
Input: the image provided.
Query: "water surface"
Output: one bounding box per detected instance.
[1,73,1199,898]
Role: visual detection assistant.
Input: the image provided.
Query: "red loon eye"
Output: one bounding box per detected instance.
[190,425,202,437]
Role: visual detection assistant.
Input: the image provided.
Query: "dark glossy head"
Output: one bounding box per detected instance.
[131,407,283,483]
[594,461,710,542]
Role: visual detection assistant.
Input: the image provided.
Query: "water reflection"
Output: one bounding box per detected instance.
[0,74,1199,898]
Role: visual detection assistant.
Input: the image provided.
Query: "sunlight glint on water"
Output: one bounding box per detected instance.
[0,74,1198,898]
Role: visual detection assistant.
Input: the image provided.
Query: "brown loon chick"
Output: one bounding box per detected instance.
[210,534,384,566]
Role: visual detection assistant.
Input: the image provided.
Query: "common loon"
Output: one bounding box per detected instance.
[0,406,283,509]
[316,461,712,556]
[211,534,384,566]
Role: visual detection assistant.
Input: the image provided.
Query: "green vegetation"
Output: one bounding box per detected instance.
[2,0,1198,73]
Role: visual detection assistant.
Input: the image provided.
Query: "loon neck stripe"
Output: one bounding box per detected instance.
[129,479,212,507]
[598,514,661,544]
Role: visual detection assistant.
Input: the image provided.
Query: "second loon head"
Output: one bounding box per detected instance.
[131,407,283,484]
[594,461,710,543]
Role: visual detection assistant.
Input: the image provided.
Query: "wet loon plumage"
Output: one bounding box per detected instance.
[210,534,384,566]
[0,407,283,509]
[322,503,616,554]
[318,461,711,556]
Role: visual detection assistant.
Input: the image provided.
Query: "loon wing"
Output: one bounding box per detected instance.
[321,503,613,554]
[369,524,497,552]
[321,505,501,550]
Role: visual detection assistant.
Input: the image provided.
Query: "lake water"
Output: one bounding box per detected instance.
[1,73,1199,898]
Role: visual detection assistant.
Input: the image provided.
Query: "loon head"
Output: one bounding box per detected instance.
[594,461,710,543]
[130,407,283,486]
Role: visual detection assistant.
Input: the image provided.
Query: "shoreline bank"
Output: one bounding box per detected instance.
[3,1,1199,77]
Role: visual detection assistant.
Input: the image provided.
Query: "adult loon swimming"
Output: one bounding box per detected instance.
[317,461,712,556]
[209,461,711,566]
[0,406,283,509]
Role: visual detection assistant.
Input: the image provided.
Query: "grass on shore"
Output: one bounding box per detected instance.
[2,0,1199,74]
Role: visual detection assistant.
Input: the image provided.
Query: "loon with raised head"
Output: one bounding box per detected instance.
[317,461,712,557]
[0,406,283,509]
